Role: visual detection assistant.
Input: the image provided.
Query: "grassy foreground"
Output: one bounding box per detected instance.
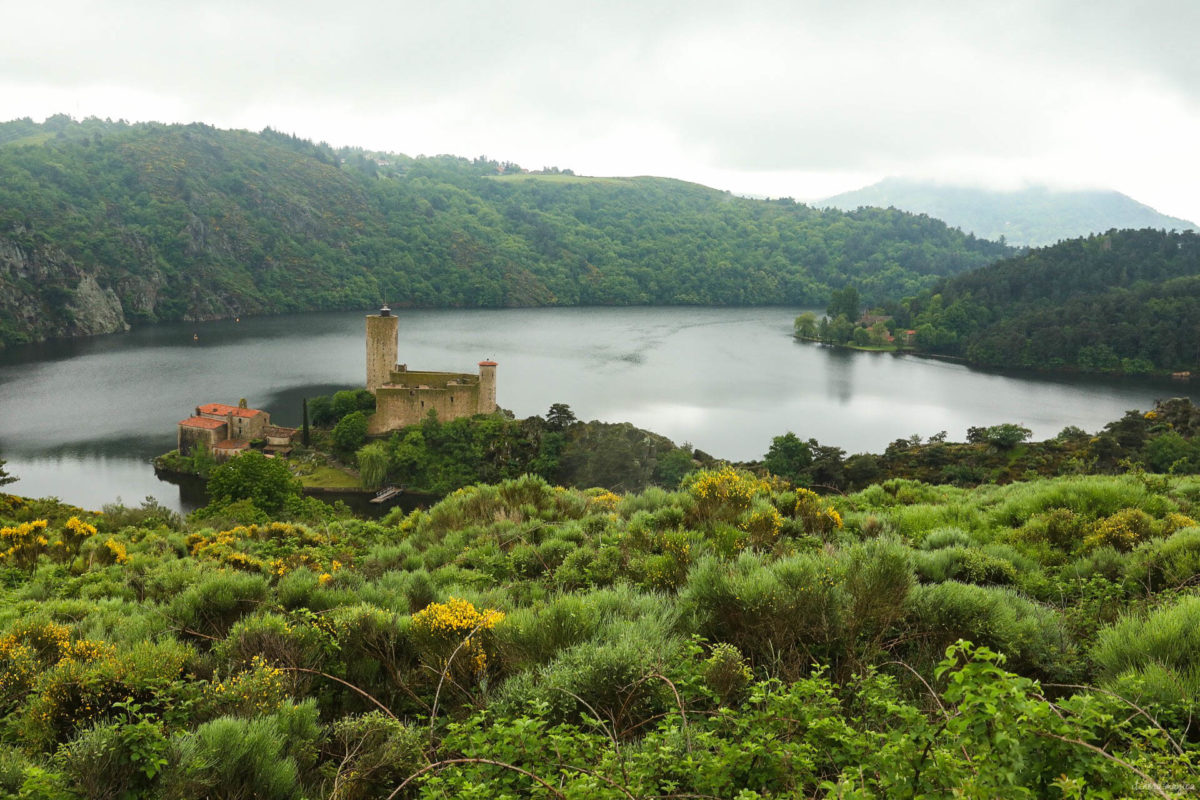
[0,468,1197,798]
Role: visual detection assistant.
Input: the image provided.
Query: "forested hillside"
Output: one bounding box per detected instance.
[0,116,1009,348]
[889,228,1200,373]
[823,177,1198,246]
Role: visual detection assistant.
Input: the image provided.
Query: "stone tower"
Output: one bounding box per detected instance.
[366,305,399,393]
[477,361,497,413]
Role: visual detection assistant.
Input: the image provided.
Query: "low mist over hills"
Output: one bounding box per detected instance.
[0,117,1011,347]
[822,178,1198,247]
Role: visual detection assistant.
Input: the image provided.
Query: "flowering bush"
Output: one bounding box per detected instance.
[209,655,290,717]
[52,516,97,563]
[410,597,504,676]
[739,502,784,547]
[685,467,770,522]
[1085,508,1154,551]
[794,489,843,536]
[0,519,49,570]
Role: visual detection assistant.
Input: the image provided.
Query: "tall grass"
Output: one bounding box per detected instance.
[904,581,1073,679]
[989,476,1174,528]
[1125,526,1200,593]
[1092,595,1200,678]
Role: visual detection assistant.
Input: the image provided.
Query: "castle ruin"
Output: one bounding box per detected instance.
[365,305,497,434]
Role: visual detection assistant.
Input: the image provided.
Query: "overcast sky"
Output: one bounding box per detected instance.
[2,0,1198,221]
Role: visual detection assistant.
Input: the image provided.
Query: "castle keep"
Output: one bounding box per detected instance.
[365,306,497,434]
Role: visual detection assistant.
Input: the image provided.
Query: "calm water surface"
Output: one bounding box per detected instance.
[1,306,1195,512]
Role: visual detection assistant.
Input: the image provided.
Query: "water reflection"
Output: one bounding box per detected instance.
[2,306,1198,512]
[821,347,857,404]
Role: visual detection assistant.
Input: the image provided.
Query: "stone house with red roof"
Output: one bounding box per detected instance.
[177,402,295,460]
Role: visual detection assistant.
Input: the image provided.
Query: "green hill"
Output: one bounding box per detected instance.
[890,228,1200,373]
[823,177,1197,247]
[0,117,1010,347]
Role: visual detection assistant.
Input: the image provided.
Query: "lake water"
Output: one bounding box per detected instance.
[1,306,1195,512]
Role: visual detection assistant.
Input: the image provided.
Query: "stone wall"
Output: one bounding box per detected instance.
[368,382,483,434]
[178,425,222,456]
[227,412,269,440]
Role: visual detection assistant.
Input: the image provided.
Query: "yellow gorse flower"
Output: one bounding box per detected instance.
[411,597,505,636]
[794,489,843,536]
[0,520,50,570]
[411,597,505,674]
[687,467,770,516]
[588,490,621,511]
[102,538,129,565]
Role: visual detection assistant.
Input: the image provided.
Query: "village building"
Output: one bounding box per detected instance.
[365,305,498,434]
[177,401,296,460]
[858,312,892,327]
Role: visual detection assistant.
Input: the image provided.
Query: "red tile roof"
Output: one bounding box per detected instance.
[213,439,250,451]
[197,403,265,418]
[478,360,498,367]
[179,416,227,430]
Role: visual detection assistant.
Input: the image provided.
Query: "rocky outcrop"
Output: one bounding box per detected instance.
[70,274,128,336]
[0,235,129,344]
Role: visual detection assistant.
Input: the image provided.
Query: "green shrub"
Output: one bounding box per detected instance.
[55,719,168,800]
[163,714,302,800]
[327,712,423,800]
[912,547,1018,586]
[1125,527,1200,592]
[508,543,545,578]
[535,538,575,570]
[990,476,1172,529]
[1092,595,1200,678]
[681,552,844,674]
[958,549,1018,585]
[1060,547,1126,583]
[213,612,331,673]
[166,571,270,641]
[1105,662,1200,736]
[1015,507,1088,551]
[358,542,414,578]
[327,604,415,713]
[492,619,680,733]
[702,642,753,705]
[904,582,1072,679]
[919,527,973,550]
[270,699,323,776]
[0,745,28,795]
[275,568,327,611]
[913,548,967,583]
[840,538,913,652]
[97,497,183,533]
[495,594,601,670]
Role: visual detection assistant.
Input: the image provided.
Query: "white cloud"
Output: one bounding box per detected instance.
[1,0,1197,221]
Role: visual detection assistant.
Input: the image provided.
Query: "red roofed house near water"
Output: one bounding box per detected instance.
[177,400,296,460]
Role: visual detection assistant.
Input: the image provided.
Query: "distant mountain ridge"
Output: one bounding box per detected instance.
[822,178,1197,247]
[0,116,1010,348]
